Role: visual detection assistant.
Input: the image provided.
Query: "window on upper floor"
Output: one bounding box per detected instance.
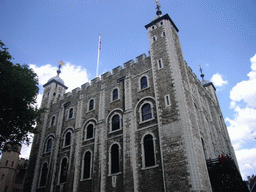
[141,103,152,121]
[45,138,53,153]
[86,124,94,140]
[69,108,73,119]
[64,131,71,146]
[112,114,120,131]
[51,116,56,127]
[83,151,92,179]
[140,76,148,90]
[40,162,48,187]
[89,99,94,111]
[112,88,118,101]
[142,134,156,168]
[59,157,68,183]
[165,94,171,107]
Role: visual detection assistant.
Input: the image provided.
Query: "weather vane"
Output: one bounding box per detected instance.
[57,59,64,76]
[155,0,162,16]
[199,63,205,81]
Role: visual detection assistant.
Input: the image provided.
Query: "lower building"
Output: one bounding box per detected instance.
[0,144,28,192]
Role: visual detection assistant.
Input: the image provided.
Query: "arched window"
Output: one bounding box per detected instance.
[112,115,120,131]
[143,134,156,167]
[141,103,152,121]
[40,163,48,187]
[112,88,118,101]
[69,108,73,119]
[83,151,91,179]
[51,116,55,126]
[64,132,71,146]
[110,144,120,174]
[86,124,94,139]
[59,157,68,183]
[45,138,52,152]
[89,99,94,111]
[140,76,148,89]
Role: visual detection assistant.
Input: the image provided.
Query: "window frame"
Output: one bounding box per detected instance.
[157,58,163,69]
[59,157,68,184]
[109,112,122,133]
[50,115,56,127]
[39,162,48,187]
[139,101,154,123]
[141,133,158,169]
[68,108,74,119]
[112,88,119,102]
[63,131,72,147]
[164,94,171,107]
[44,137,53,153]
[85,123,95,140]
[81,151,92,180]
[108,143,121,175]
[88,99,95,111]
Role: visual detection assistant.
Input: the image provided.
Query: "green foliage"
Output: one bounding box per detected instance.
[0,41,43,150]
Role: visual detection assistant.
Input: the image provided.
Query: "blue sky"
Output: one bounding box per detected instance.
[1,0,256,180]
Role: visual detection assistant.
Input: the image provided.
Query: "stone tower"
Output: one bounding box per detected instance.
[24,8,236,192]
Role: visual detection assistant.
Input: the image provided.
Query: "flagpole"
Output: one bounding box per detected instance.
[96,34,101,77]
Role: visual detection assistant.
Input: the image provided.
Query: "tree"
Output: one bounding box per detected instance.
[0,41,43,150]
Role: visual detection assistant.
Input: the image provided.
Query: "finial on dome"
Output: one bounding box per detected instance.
[199,63,205,81]
[155,0,162,16]
[57,60,64,76]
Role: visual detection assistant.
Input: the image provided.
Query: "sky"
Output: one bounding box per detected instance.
[1,0,256,180]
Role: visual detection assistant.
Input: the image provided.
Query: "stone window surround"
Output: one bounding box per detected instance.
[139,74,150,91]
[44,136,54,153]
[164,94,171,107]
[38,161,48,188]
[88,98,95,112]
[84,122,95,141]
[108,142,122,176]
[81,150,93,181]
[140,133,158,169]
[109,112,123,133]
[58,156,69,184]
[50,115,56,127]
[62,130,72,148]
[111,87,120,102]
[68,107,74,120]
[139,101,155,124]
[157,58,163,69]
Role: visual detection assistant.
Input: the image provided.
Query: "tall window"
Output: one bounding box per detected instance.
[45,138,52,152]
[40,163,48,187]
[140,76,148,89]
[112,115,120,131]
[86,124,94,139]
[69,108,73,119]
[110,144,120,174]
[141,103,152,121]
[89,99,94,111]
[51,116,55,126]
[60,158,68,183]
[83,151,91,179]
[64,132,71,146]
[112,88,118,101]
[143,134,156,167]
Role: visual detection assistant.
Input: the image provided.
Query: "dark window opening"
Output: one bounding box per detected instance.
[46,139,52,152]
[144,135,155,167]
[111,144,119,174]
[40,163,48,186]
[65,132,71,146]
[86,124,94,139]
[89,99,94,111]
[51,116,55,126]
[60,158,68,183]
[142,103,152,121]
[112,115,120,131]
[113,89,118,101]
[83,152,91,179]
[140,76,148,89]
[69,108,73,119]
[158,59,162,68]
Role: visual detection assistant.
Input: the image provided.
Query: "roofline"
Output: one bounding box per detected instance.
[43,79,68,89]
[145,14,179,32]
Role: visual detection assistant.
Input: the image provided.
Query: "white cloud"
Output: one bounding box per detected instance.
[21,62,89,158]
[211,72,228,87]
[30,62,89,107]
[226,54,256,180]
